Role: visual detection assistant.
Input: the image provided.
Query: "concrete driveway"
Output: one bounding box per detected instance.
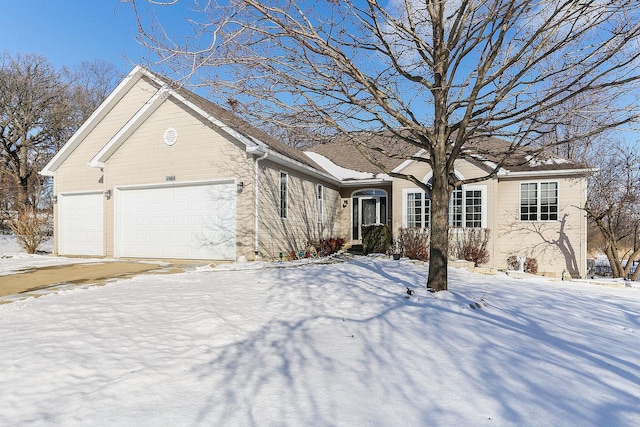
[0,261,188,301]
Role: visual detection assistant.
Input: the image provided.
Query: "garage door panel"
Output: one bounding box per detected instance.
[117,183,236,260]
[58,193,104,256]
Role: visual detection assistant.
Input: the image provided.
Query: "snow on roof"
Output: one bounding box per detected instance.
[305,151,391,181]
[526,155,570,168]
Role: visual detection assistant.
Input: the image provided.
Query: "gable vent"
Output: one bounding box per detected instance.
[163,128,178,146]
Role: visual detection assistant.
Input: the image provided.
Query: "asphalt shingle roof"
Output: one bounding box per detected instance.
[307,133,590,176]
[151,70,588,178]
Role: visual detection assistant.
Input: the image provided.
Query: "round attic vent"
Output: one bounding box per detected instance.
[163,127,178,146]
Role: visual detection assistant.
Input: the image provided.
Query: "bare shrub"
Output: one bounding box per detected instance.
[524,257,538,274]
[8,207,51,254]
[450,228,491,267]
[396,228,430,261]
[317,237,346,256]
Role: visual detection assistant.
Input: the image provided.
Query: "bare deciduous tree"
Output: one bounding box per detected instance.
[585,145,640,280]
[0,54,119,212]
[0,53,118,251]
[129,0,640,290]
[69,60,121,125]
[0,53,72,212]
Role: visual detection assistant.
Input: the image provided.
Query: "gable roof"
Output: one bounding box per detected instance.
[42,65,590,185]
[42,66,338,184]
[307,132,591,179]
[174,87,322,171]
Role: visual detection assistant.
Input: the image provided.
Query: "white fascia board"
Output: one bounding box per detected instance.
[40,66,148,176]
[339,177,393,187]
[89,86,171,167]
[497,168,597,179]
[248,146,341,184]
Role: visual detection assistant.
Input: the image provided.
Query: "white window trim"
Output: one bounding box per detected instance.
[402,188,425,228]
[463,185,487,229]
[518,180,560,222]
[402,184,487,229]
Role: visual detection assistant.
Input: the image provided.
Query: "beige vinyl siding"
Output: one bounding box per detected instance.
[52,78,161,255]
[54,78,160,194]
[257,160,341,259]
[102,97,255,258]
[495,176,587,277]
[337,187,355,240]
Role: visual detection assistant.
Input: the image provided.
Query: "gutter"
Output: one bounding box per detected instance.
[253,150,269,259]
[497,168,597,178]
[339,177,393,187]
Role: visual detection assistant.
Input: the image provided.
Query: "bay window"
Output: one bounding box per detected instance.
[404,185,485,229]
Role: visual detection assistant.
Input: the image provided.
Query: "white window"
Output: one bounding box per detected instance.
[449,186,463,227]
[406,192,424,228]
[520,181,558,221]
[464,189,483,228]
[317,184,324,224]
[404,185,486,229]
[280,171,288,219]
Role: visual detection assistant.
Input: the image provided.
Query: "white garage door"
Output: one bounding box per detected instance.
[58,192,104,256]
[116,182,236,260]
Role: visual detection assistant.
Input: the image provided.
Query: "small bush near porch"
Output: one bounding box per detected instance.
[394,227,491,267]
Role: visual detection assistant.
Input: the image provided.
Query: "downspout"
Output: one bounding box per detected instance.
[254,150,269,260]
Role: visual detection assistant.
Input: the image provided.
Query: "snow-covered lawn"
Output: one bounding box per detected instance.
[1,242,639,426]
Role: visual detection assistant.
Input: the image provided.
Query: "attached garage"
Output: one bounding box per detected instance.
[115,181,236,260]
[58,192,104,256]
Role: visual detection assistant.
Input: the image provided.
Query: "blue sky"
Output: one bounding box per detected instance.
[0,0,186,74]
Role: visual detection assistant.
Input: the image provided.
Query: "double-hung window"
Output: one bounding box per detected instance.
[520,181,558,221]
[280,171,288,219]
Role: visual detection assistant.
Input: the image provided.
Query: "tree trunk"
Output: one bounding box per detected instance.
[427,167,451,291]
[605,243,624,278]
[17,145,31,213]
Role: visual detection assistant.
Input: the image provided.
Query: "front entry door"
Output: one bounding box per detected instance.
[351,190,388,240]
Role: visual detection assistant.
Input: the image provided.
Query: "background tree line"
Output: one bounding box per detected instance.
[0,52,118,252]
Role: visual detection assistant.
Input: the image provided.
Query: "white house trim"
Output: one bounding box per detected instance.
[41,66,152,176]
[497,168,595,178]
[249,146,341,184]
[88,85,171,167]
[339,178,392,187]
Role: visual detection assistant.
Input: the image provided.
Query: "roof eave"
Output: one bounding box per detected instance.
[497,167,597,178]
[340,177,393,187]
[40,65,152,176]
[248,146,341,184]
